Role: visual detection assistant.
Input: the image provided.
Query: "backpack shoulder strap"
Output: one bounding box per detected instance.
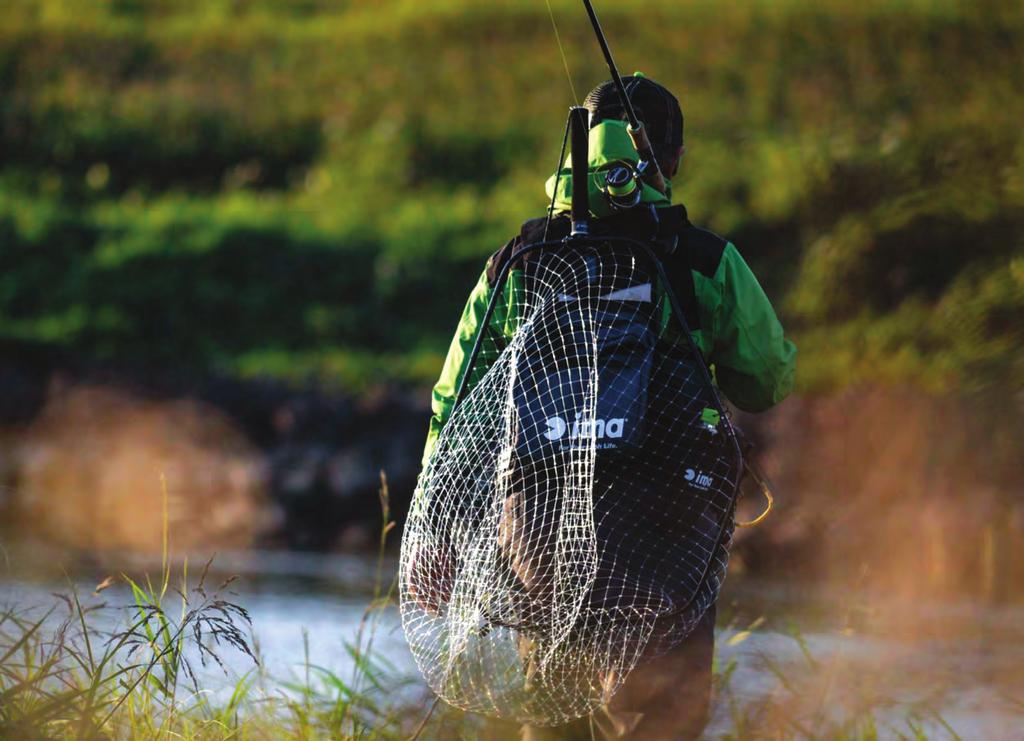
[484,206,727,333]
[485,216,570,287]
[651,206,701,331]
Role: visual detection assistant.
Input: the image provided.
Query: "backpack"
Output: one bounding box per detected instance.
[400,212,743,725]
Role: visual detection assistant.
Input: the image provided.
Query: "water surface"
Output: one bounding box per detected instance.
[2,544,1021,738]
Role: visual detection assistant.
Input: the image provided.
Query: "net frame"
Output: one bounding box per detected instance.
[401,233,744,725]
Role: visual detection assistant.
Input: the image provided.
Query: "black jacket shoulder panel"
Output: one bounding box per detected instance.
[485,237,520,287]
[485,216,570,287]
[678,225,728,279]
[656,207,728,330]
[520,216,561,245]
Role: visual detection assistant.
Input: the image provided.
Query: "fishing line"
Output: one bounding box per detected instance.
[542,1,586,241]
[543,110,573,242]
[545,0,582,106]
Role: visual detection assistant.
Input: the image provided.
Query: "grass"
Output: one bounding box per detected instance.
[0,474,1007,739]
[0,580,410,739]
[0,474,414,739]
[714,615,967,741]
[0,589,980,739]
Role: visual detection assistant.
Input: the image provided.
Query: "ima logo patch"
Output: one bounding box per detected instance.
[544,416,625,441]
[685,469,713,490]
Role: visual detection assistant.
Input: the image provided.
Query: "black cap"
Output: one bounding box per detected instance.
[584,74,683,171]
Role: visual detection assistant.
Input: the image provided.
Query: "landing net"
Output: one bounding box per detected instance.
[400,239,742,725]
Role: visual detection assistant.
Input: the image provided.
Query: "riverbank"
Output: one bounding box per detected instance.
[2,351,1022,602]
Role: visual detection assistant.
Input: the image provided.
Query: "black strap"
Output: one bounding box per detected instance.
[494,207,702,331]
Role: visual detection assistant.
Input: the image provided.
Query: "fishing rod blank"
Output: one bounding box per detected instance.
[580,0,667,195]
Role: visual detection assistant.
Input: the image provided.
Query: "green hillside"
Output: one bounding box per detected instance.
[1,0,1021,393]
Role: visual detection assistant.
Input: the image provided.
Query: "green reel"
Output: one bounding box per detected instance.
[597,159,643,211]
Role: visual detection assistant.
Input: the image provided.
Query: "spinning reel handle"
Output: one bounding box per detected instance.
[626,121,667,195]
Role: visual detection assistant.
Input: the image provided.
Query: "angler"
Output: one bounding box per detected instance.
[402,3,795,737]
[415,74,795,738]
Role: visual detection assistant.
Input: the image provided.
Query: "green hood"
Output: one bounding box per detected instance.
[544,119,672,219]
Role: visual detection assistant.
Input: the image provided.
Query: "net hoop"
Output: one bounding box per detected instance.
[401,235,743,725]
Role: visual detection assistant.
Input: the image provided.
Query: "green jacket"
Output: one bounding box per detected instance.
[421,123,796,467]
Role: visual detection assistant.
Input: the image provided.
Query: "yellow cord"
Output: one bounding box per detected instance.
[545,0,581,106]
[735,484,773,528]
[735,458,775,528]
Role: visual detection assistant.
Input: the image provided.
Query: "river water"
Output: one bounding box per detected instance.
[2,544,1022,739]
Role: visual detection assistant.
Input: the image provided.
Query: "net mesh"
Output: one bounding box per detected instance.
[400,238,742,725]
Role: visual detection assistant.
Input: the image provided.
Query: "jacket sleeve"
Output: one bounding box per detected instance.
[707,242,796,412]
[420,268,495,469]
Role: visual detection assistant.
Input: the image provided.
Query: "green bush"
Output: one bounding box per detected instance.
[0,0,1021,392]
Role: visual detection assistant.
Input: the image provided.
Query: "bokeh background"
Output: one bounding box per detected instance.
[1,0,1022,602]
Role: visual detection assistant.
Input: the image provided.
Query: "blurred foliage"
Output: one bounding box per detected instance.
[0,0,1021,392]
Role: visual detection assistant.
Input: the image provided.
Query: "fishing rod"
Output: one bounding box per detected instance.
[580,0,667,195]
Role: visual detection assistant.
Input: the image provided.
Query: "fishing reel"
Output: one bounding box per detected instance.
[597,159,646,212]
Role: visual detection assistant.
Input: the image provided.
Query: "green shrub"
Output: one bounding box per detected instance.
[0,0,1021,392]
